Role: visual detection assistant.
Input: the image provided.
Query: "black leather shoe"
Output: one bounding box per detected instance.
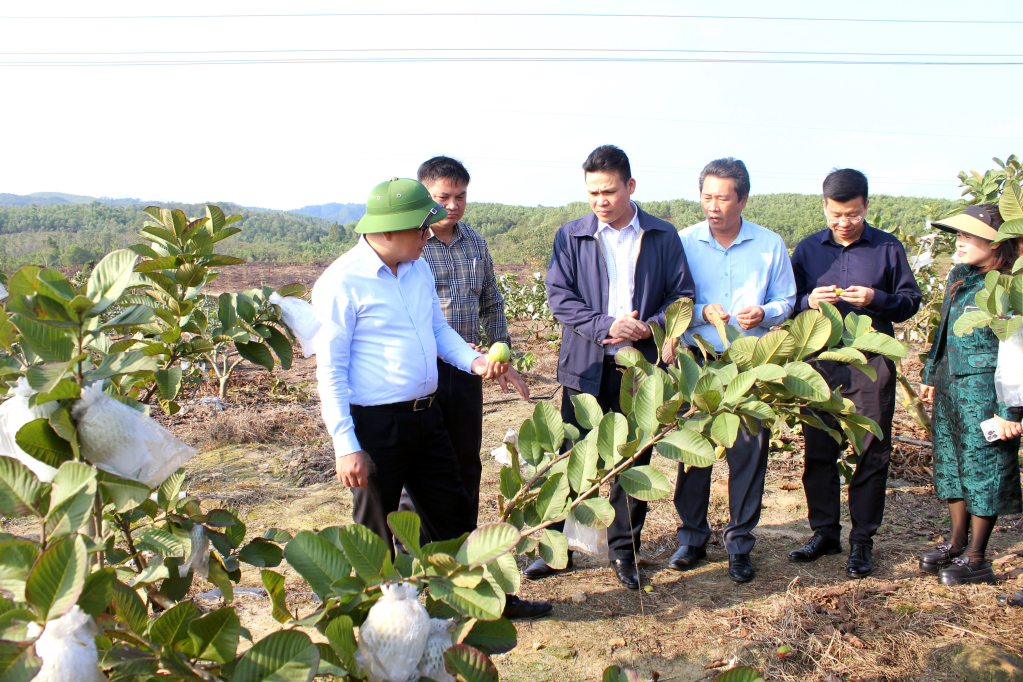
[668,545,707,571]
[788,532,843,563]
[728,554,755,583]
[919,543,964,575]
[996,590,1023,608]
[523,552,573,580]
[846,543,873,579]
[502,594,553,620]
[938,557,995,586]
[610,559,640,590]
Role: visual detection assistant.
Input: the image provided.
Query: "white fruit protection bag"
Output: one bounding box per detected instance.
[71,382,197,489]
[355,582,431,682]
[995,323,1023,408]
[269,292,334,358]
[25,605,108,682]
[178,524,211,579]
[416,619,456,682]
[0,377,60,482]
[564,508,609,561]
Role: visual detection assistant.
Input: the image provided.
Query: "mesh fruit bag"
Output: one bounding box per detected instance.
[71,382,196,489]
[269,292,322,358]
[995,323,1023,408]
[178,523,210,579]
[416,618,456,682]
[355,582,430,682]
[0,377,60,482]
[25,605,108,682]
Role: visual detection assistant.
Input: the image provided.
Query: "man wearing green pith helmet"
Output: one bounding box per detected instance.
[311,177,509,546]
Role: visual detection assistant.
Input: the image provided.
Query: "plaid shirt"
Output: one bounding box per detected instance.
[422,222,511,347]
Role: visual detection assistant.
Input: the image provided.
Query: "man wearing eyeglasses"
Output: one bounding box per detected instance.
[313,177,509,550]
[788,169,921,578]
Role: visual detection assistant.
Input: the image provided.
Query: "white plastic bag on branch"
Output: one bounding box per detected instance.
[179,523,210,579]
[995,323,1023,407]
[564,508,608,561]
[355,582,431,682]
[71,383,196,489]
[417,619,456,682]
[0,377,60,482]
[490,429,519,466]
[269,292,324,358]
[25,605,107,682]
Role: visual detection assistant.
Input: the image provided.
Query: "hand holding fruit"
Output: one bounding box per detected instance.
[919,384,934,404]
[808,286,840,310]
[838,285,875,307]
[735,305,764,330]
[472,345,509,380]
[702,303,730,324]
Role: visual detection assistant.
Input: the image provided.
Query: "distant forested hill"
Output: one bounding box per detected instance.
[0,191,960,272]
[290,202,365,224]
[0,192,143,207]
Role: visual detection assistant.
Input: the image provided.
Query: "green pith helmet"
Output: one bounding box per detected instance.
[355,177,448,234]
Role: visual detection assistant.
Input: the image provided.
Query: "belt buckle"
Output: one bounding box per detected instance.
[412,396,433,411]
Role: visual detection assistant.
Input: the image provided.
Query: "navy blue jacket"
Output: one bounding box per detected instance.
[545,209,695,395]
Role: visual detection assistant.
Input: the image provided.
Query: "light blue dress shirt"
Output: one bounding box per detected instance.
[678,219,796,352]
[311,237,481,456]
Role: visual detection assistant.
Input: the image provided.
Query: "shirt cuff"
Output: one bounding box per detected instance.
[866,289,888,313]
[795,295,811,314]
[332,430,362,458]
[692,303,707,325]
[760,302,788,327]
[451,347,484,375]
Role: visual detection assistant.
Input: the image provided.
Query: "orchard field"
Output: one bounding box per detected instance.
[16,260,1013,682]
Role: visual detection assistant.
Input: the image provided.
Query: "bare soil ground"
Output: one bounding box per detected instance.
[23,262,1023,681]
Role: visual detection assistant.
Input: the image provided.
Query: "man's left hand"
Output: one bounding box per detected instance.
[735,306,765,330]
[471,356,508,380]
[840,286,876,307]
[498,366,530,399]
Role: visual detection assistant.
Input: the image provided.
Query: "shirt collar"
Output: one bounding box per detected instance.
[355,236,410,278]
[427,220,465,246]
[597,201,640,235]
[820,223,874,246]
[696,218,752,248]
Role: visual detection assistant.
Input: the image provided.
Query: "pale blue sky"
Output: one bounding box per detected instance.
[1,0,1021,209]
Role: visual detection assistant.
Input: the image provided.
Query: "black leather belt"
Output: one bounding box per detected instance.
[352,394,436,412]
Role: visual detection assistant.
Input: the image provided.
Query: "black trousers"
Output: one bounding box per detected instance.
[399,360,484,528]
[350,400,475,548]
[555,357,649,561]
[801,354,896,548]
[674,424,769,555]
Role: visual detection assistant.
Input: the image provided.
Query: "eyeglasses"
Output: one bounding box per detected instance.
[824,212,864,227]
[418,205,441,236]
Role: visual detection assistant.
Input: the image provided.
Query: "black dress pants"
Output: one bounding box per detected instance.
[801,354,896,548]
[674,424,769,554]
[350,400,475,548]
[399,360,484,529]
[555,357,649,561]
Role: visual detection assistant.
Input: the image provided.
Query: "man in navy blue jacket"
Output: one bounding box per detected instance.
[525,145,695,589]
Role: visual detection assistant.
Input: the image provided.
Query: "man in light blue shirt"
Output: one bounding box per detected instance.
[670,158,796,583]
[312,177,508,549]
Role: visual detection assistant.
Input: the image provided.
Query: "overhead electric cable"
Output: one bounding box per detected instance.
[2,57,1018,66]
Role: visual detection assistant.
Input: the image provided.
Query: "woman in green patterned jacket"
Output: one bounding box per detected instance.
[918,204,1022,586]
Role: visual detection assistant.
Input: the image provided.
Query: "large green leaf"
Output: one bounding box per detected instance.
[817,301,844,348]
[999,181,1023,220]
[76,567,116,617]
[655,429,716,468]
[596,412,629,468]
[239,538,284,568]
[24,534,87,621]
[725,336,757,371]
[571,498,615,529]
[850,332,907,359]
[235,340,275,372]
[325,616,357,674]
[430,578,505,622]
[538,528,569,570]
[782,362,831,403]
[664,297,694,339]
[534,472,570,522]
[532,401,564,454]
[15,418,73,469]
[97,471,151,513]
[265,327,294,371]
[711,667,765,682]
[0,640,41,682]
[789,309,832,359]
[136,527,183,557]
[460,523,520,567]
[188,607,242,664]
[842,312,874,344]
[25,361,70,395]
[463,617,517,656]
[619,366,643,416]
[751,330,796,366]
[618,465,671,501]
[566,438,599,494]
[43,462,97,540]
[261,570,292,624]
[484,553,520,596]
[633,373,664,434]
[0,457,45,517]
[953,309,993,337]
[154,366,183,401]
[723,371,756,406]
[87,249,138,314]
[11,315,73,363]
[444,644,499,682]
[87,350,159,380]
[0,541,39,601]
[387,510,422,559]
[710,413,741,448]
[285,530,353,598]
[149,601,200,646]
[100,304,159,329]
[111,580,148,632]
[569,393,604,431]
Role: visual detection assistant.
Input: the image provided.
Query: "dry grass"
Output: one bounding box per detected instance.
[177,403,328,448]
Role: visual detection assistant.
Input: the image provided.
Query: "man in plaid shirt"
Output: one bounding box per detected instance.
[399,157,545,619]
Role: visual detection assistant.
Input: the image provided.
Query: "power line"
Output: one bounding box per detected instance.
[0,12,1019,24]
[3,57,1018,67]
